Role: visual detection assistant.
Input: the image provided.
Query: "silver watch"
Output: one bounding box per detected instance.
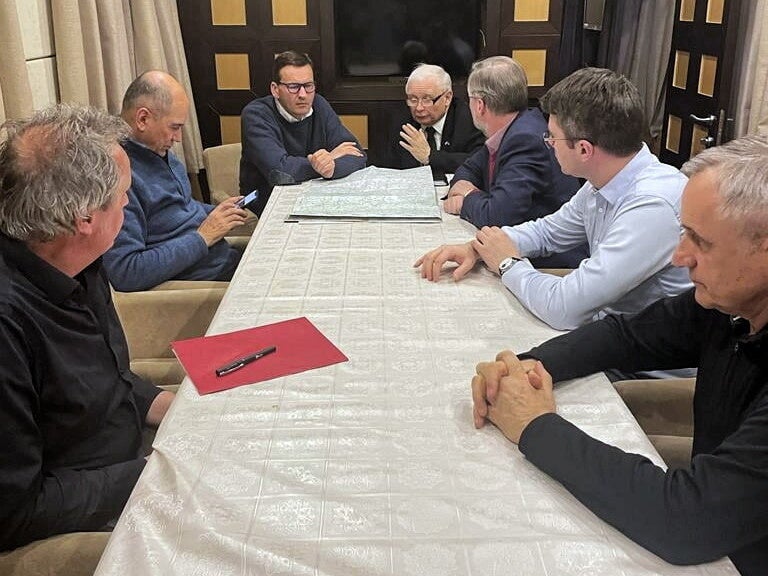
[498,256,522,276]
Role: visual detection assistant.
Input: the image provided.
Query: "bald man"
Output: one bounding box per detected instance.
[103,70,248,291]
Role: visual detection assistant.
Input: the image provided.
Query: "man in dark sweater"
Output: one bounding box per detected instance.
[471,135,768,575]
[104,71,248,291]
[239,50,367,216]
[0,104,173,552]
[388,63,484,181]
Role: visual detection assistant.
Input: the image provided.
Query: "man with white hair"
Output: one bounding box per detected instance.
[390,63,484,180]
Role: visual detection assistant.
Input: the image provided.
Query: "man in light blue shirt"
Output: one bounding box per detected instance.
[415,68,692,331]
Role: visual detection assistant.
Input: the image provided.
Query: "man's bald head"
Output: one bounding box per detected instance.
[121,70,189,156]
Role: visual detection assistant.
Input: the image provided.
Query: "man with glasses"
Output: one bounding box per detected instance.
[105,70,248,291]
[416,68,692,333]
[239,50,366,216]
[442,56,581,241]
[388,63,483,181]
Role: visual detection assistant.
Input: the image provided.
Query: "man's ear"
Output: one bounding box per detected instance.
[270,82,280,99]
[135,107,151,131]
[75,215,94,236]
[577,139,595,161]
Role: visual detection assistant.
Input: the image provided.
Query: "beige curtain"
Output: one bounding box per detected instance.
[627,1,675,142]
[51,0,203,170]
[734,0,768,136]
[0,0,33,125]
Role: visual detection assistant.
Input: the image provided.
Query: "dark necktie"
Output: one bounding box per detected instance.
[488,149,497,183]
[425,126,437,152]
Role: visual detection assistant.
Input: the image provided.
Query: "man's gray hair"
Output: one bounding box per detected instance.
[0,103,130,242]
[682,135,768,239]
[406,63,452,93]
[467,56,528,114]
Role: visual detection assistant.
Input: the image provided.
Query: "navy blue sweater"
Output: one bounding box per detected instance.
[239,95,367,215]
[103,141,240,291]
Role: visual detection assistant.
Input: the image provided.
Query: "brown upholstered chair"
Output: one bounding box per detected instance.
[0,532,111,576]
[613,378,695,469]
[202,142,241,205]
[202,142,258,235]
[113,281,228,392]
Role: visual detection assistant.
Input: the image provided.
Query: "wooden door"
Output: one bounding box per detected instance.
[659,0,741,167]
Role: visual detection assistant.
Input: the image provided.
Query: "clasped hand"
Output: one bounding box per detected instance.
[308,141,363,179]
[472,351,556,444]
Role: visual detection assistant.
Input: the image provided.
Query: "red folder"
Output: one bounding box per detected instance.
[171,316,347,395]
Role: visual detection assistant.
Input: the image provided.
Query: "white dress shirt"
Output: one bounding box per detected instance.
[500,144,692,331]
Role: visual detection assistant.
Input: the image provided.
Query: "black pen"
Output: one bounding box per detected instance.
[215,345,277,377]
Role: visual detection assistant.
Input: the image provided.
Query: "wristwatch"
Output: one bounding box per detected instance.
[498,256,523,276]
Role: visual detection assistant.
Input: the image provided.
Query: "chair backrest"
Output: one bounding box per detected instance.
[202,143,242,204]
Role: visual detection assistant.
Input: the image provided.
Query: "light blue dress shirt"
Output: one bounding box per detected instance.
[501,144,692,331]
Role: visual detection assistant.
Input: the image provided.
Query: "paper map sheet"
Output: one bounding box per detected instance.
[288,165,441,221]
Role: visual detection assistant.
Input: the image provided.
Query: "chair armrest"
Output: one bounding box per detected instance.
[113,287,226,360]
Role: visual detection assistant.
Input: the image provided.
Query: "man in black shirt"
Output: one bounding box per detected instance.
[0,104,174,552]
[471,135,768,575]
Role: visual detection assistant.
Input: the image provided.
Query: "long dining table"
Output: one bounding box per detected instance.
[95,180,736,575]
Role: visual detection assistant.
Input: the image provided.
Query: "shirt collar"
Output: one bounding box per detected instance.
[274,98,314,123]
[425,113,447,138]
[485,111,519,156]
[0,234,83,304]
[589,143,653,204]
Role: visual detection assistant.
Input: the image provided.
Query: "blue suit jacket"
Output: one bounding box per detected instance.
[456,107,580,229]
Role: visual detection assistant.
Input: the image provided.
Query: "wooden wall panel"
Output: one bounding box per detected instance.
[178,0,566,161]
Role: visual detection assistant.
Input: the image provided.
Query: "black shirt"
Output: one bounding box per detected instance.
[519,289,768,575]
[0,234,161,550]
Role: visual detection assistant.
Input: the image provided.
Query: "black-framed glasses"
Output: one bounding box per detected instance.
[278,81,316,94]
[405,91,448,108]
[542,131,589,149]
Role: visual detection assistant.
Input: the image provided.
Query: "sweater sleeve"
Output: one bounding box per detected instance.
[519,407,768,566]
[520,289,703,381]
[103,188,209,292]
[313,96,367,179]
[240,101,319,184]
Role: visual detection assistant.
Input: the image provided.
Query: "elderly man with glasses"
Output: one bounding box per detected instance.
[239,50,367,216]
[416,67,692,336]
[388,63,484,182]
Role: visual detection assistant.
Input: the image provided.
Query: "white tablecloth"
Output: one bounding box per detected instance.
[95,184,736,575]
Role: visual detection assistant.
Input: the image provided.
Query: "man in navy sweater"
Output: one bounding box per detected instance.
[104,71,248,292]
[239,50,367,216]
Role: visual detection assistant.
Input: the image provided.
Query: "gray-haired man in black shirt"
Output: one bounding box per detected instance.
[0,104,174,552]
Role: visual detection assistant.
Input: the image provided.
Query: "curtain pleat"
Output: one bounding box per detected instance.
[50,0,202,170]
[0,0,34,121]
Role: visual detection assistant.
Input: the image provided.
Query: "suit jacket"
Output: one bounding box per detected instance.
[388,98,484,179]
[457,107,581,229]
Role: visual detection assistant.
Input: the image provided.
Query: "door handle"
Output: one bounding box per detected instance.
[689,114,717,125]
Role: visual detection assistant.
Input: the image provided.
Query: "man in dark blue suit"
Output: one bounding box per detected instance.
[445,57,581,236]
[390,64,484,181]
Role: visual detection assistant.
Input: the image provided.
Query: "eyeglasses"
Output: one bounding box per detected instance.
[405,91,448,108]
[542,131,589,149]
[278,81,316,94]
